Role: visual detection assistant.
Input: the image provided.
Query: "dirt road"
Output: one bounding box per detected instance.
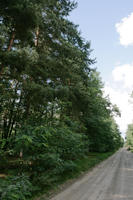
[50,148,133,200]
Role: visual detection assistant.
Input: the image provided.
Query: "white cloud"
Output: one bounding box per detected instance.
[104,85,133,135]
[104,63,133,137]
[116,13,133,46]
[112,64,133,89]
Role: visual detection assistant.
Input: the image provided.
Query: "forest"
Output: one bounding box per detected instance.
[0,0,123,199]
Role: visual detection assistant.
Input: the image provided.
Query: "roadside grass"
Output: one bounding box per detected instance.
[34,151,114,200]
[58,152,114,182]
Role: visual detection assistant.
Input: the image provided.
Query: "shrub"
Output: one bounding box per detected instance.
[0,174,33,200]
[13,125,89,170]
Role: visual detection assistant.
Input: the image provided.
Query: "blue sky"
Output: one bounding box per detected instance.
[69,0,133,136]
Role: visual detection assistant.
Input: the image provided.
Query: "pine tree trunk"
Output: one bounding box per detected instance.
[7,32,15,51]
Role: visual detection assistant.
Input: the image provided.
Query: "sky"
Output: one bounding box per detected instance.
[69,0,133,138]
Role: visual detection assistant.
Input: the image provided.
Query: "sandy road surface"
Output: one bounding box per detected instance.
[50,149,133,200]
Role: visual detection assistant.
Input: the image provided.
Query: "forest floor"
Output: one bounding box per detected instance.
[42,148,133,200]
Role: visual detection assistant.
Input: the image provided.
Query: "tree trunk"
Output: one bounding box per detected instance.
[7,32,15,51]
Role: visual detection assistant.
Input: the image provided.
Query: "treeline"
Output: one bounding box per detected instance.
[0,0,123,199]
[126,123,133,148]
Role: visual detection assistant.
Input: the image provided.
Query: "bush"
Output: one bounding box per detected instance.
[14,125,89,170]
[0,174,33,200]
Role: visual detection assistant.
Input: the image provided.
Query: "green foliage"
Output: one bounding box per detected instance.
[32,151,114,199]
[126,123,133,147]
[0,174,33,200]
[86,117,122,152]
[13,125,89,169]
[0,0,122,154]
[0,0,123,199]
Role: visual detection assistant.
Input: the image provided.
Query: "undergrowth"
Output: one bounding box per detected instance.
[33,151,114,200]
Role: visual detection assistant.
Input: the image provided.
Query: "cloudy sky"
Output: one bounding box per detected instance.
[69,0,133,137]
